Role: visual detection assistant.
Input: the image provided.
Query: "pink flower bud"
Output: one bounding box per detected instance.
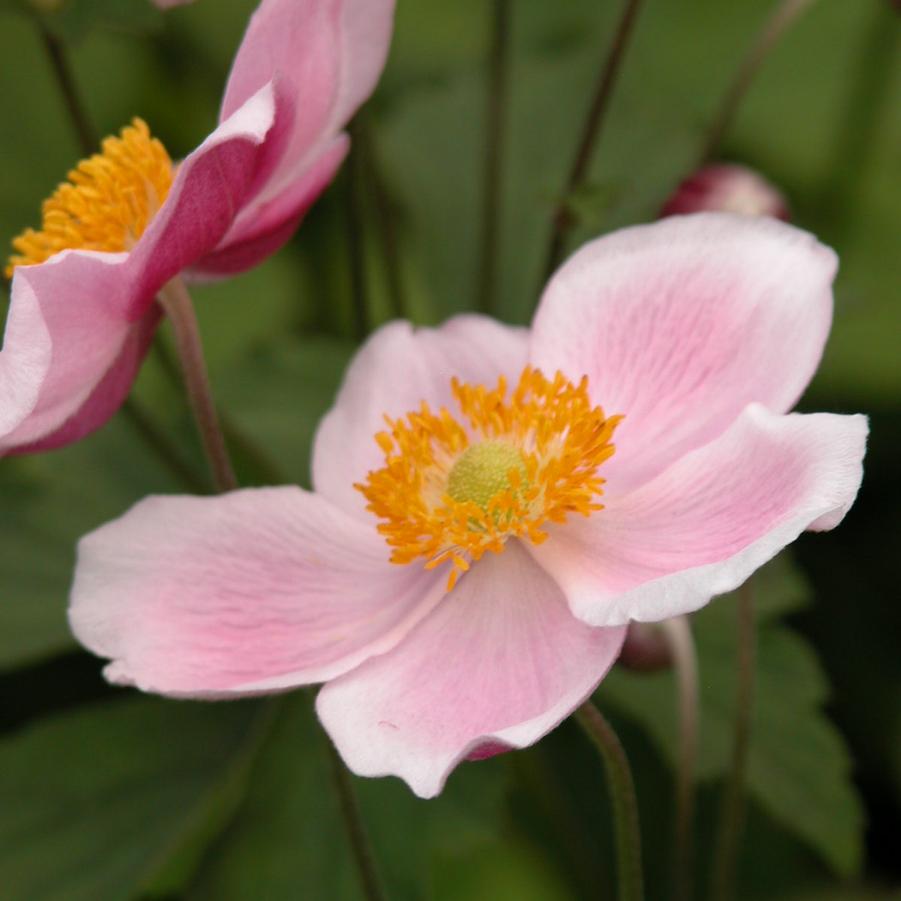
[661,164,790,221]
[617,623,673,672]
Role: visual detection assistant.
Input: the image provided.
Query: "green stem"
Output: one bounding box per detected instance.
[697,0,820,165]
[663,616,699,901]
[542,0,644,283]
[575,701,644,901]
[476,0,511,316]
[325,739,387,901]
[709,580,756,901]
[35,19,97,156]
[151,331,290,488]
[157,278,238,493]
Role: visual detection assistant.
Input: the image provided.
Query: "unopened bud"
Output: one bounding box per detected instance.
[617,623,672,672]
[661,164,789,221]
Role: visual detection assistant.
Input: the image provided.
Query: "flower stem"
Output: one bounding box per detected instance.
[696,0,820,165]
[575,701,644,901]
[477,0,511,316]
[663,616,699,901]
[542,0,644,283]
[157,278,238,493]
[35,19,97,157]
[709,580,756,901]
[325,739,387,901]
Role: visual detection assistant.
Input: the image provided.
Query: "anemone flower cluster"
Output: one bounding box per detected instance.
[0,0,394,456]
[69,213,867,798]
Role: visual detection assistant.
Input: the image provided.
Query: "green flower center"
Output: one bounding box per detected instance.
[446,441,528,511]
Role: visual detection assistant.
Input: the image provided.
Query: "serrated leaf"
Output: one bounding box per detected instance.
[600,555,865,877]
[0,698,268,901]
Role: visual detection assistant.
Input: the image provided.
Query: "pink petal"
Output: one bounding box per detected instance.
[316,541,626,798]
[8,306,161,455]
[0,256,159,454]
[69,487,445,696]
[312,315,529,519]
[219,0,394,216]
[528,404,867,627]
[530,213,838,493]
[190,134,349,280]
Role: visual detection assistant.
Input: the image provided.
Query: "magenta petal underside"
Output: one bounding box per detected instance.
[69,487,446,696]
[190,134,349,279]
[217,0,395,240]
[316,542,626,798]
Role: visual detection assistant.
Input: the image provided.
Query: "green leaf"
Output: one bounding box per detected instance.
[189,695,516,901]
[600,555,865,877]
[186,696,363,901]
[429,839,575,901]
[0,698,268,901]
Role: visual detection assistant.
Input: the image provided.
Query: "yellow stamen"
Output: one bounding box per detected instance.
[6,118,173,278]
[356,366,623,590]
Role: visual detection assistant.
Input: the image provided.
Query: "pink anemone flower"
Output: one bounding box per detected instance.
[69,213,867,798]
[0,0,394,456]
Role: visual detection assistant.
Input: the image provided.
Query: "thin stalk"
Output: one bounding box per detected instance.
[542,0,644,283]
[575,701,644,901]
[663,616,699,901]
[157,278,237,492]
[476,0,511,315]
[345,127,370,341]
[35,20,97,156]
[709,581,756,901]
[697,0,820,165]
[325,740,387,901]
[151,332,285,487]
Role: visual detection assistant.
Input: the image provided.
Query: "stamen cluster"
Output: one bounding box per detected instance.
[6,118,172,277]
[357,366,622,589]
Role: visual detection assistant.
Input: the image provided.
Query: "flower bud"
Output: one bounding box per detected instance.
[617,623,673,672]
[661,164,789,221]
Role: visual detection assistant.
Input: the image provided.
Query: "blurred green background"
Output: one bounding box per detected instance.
[0,0,898,898]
